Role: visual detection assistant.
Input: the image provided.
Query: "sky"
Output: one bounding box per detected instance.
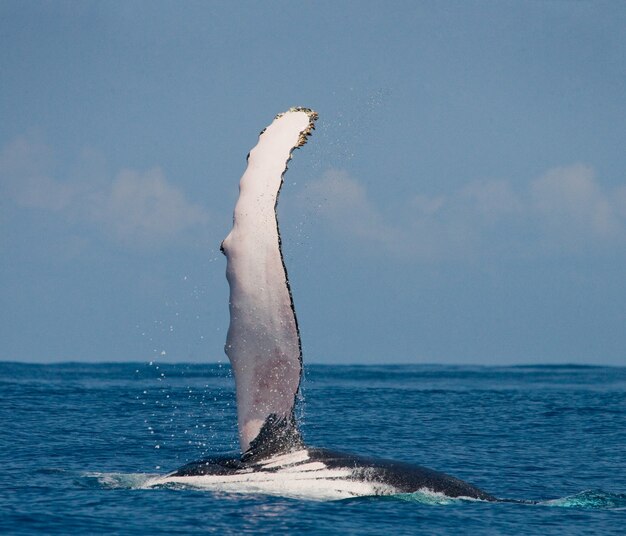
[1,1,625,365]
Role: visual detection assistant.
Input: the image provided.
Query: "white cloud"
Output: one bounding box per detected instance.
[0,135,209,247]
[300,165,625,261]
[14,175,79,211]
[531,164,623,241]
[91,168,209,244]
[300,169,474,260]
[410,194,445,216]
[0,135,52,180]
[299,170,529,260]
[458,179,524,222]
[0,135,77,210]
[305,170,403,250]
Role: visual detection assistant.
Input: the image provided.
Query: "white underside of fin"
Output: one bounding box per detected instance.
[221,109,317,453]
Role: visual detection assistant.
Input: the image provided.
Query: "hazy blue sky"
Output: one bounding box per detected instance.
[1,1,625,365]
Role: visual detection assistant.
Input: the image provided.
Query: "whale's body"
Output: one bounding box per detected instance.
[150,109,494,501]
[150,447,494,501]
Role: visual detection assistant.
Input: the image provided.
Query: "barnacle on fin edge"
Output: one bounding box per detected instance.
[275,107,318,148]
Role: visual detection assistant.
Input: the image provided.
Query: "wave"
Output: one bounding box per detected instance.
[540,489,626,509]
[387,489,485,505]
[82,472,159,490]
[393,489,626,509]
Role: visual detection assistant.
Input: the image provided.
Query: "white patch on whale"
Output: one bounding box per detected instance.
[145,448,396,501]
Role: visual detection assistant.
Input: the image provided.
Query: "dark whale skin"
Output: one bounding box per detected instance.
[307,448,496,500]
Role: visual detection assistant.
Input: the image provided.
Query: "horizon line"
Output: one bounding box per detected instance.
[0,359,623,369]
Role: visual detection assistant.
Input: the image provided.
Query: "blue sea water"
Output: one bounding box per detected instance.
[1,362,625,535]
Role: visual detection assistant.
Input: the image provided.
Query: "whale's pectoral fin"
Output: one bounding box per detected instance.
[222,108,317,455]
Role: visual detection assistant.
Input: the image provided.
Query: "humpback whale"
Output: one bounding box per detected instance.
[149,108,495,501]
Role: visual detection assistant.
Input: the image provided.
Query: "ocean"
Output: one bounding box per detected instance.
[1,362,625,535]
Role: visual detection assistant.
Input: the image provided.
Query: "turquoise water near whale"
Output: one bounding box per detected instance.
[1,362,625,534]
